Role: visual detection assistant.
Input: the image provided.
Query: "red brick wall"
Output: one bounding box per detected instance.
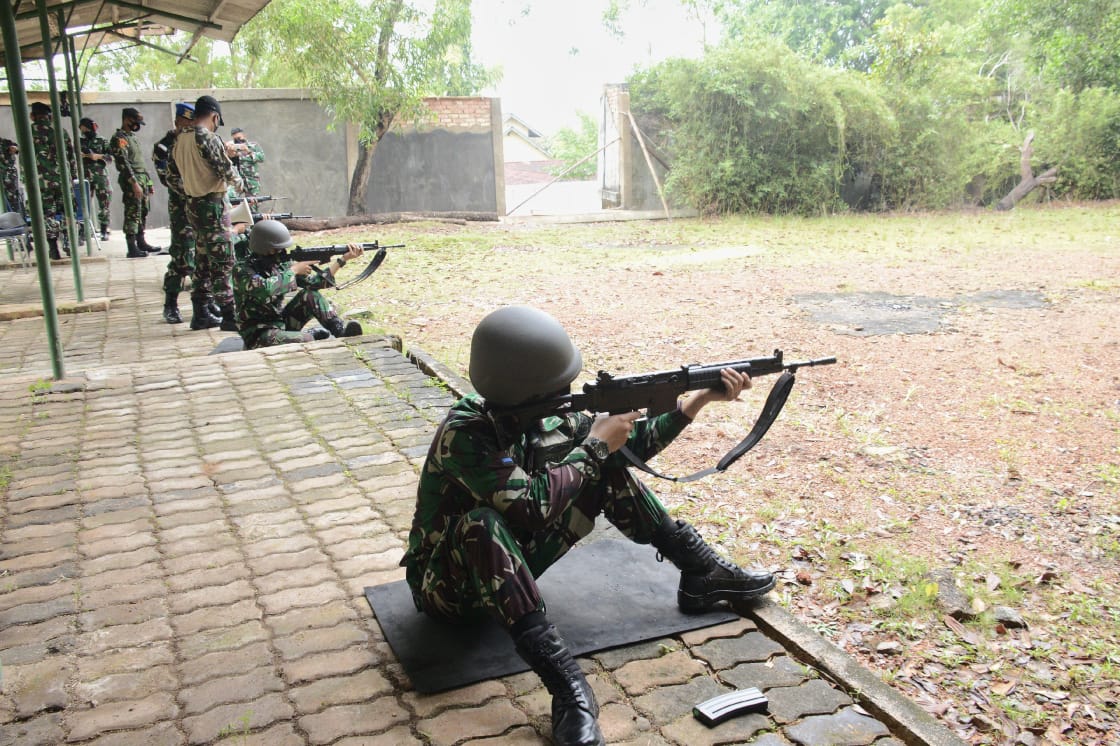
[419,97,494,130]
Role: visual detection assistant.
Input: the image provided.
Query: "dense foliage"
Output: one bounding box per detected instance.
[630,0,1120,213]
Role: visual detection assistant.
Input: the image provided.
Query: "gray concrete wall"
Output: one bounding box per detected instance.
[367,129,498,213]
[1,89,500,229]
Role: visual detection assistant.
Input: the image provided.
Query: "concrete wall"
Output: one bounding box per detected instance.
[600,84,678,213]
[1,89,504,228]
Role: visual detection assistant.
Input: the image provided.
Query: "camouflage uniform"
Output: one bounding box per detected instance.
[31,119,76,241]
[109,127,154,235]
[236,141,265,195]
[169,126,243,309]
[401,397,690,627]
[79,129,112,233]
[154,128,196,295]
[232,253,343,349]
[0,138,25,216]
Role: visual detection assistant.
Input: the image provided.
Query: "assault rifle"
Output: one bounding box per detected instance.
[231,194,282,205]
[280,241,404,291]
[251,212,310,222]
[505,350,836,482]
[508,350,835,419]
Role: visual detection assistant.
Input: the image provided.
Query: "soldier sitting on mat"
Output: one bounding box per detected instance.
[232,219,364,349]
[400,305,775,746]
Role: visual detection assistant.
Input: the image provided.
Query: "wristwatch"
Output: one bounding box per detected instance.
[583,437,610,464]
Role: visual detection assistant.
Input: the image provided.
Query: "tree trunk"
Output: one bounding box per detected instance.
[285,211,499,233]
[996,133,1057,211]
[346,139,378,216]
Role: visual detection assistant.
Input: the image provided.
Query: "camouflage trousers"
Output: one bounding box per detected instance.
[40,186,65,239]
[118,180,150,235]
[88,171,111,231]
[412,467,670,628]
[162,191,196,295]
[185,193,234,307]
[239,288,340,350]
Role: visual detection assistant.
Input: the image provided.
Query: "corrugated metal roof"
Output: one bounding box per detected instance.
[3,0,271,62]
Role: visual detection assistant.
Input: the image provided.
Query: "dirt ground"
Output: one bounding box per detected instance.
[328,204,1120,744]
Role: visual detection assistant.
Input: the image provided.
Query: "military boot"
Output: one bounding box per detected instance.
[189,297,222,330]
[325,317,363,338]
[514,621,604,746]
[137,228,166,254]
[48,237,61,261]
[652,516,775,613]
[218,303,239,332]
[207,300,222,319]
[125,234,145,259]
[163,292,183,324]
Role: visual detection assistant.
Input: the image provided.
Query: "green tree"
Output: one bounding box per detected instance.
[547,112,598,180]
[262,0,491,214]
[79,32,301,90]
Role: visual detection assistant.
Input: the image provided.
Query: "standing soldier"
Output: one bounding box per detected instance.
[228,127,265,196]
[169,95,243,331]
[0,137,25,217]
[153,102,197,324]
[110,107,162,258]
[78,117,112,241]
[29,101,76,260]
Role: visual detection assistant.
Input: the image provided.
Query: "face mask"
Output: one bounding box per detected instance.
[128,121,142,132]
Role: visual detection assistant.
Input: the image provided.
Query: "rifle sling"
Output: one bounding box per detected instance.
[618,371,796,483]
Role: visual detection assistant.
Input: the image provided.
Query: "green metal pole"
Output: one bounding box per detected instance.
[58,16,95,258]
[37,0,83,302]
[1,3,65,379]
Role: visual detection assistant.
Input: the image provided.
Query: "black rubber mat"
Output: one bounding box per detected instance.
[365,538,740,693]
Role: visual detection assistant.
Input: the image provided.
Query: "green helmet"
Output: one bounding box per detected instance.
[469,306,583,407]
[248,218,294,256]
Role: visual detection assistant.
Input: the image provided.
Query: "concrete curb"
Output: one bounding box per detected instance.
[745,598,968,746]
[0,295,114,320]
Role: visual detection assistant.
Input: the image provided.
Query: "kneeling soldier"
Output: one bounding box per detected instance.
[232,219,364,349]
[401,305,776,746]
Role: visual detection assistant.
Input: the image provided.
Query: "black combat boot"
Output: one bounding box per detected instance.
[218,304,239,332]
[163,292,183,324]
[514,621,604,746]
[48,237,61,261]
[137,228,165,254]
[125,233,145,259]
[189,297,222,330]
[100,227,110,241]
[207,300,222,319]
[652,515,775,613]
[307,328,332,341]
[325,317,363,338]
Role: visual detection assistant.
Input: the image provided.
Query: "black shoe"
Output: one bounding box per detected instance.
[308,327,331,341]
[125,233,145,259]
[325,317,363,338]
[189,298,222,330]
[100,228,110,241]
[653,517,775,613]
[163,292,183,324]
[137,229,165,254]
[514,622,604,746]
[218,304,239,332]
[207,300,222,319]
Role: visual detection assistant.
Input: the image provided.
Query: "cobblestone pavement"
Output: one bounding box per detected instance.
[0,244,963,745]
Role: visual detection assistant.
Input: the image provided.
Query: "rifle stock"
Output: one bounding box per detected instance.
[509,350,836,419]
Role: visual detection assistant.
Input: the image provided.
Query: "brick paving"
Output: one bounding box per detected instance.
[0,241,962,745]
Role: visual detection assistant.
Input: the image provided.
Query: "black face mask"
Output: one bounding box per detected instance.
[128,121,142,132]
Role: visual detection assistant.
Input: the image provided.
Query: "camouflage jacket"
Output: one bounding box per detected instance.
[1,137,19,185]
[31,120,75,193]
[110,129,152,189]
[232,254,329,331]
[400,395,691,589]
[236,141,264,188]
[79,131,111,177]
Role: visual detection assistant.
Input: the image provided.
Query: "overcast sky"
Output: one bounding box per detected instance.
[470,0,717,134]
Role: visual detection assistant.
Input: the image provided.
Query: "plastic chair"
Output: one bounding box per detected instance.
[0,210,30,264]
